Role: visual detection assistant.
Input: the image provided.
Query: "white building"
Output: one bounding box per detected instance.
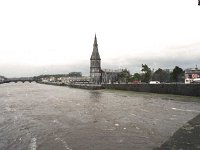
[185,67,200,84]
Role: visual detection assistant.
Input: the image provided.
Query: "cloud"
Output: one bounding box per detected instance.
[1,42,200,77]
[0,62,89,78]
[102,42,200,73]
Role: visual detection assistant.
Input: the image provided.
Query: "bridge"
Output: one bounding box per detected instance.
[3,77,36,83]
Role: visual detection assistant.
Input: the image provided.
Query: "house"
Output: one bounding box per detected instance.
[185,66,200,84]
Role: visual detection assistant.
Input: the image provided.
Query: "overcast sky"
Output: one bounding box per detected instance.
[0,0,200,77]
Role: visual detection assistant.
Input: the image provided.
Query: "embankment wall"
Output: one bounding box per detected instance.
[102,84,200,96]
[69,84,102,90]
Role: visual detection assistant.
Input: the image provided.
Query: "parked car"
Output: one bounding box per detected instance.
[191,78,200,84]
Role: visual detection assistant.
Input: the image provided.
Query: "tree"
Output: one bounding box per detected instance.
[131,73,142,81]
[128,73,142,84]
[171,66,184,82]
[68,72,82,77]
[118,69,130,83]
[152,68,170,82]
[141,64,152,83]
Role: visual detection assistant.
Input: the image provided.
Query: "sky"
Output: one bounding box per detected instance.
[0,0,200,77]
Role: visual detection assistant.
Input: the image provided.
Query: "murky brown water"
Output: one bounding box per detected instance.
[0,83,200,150]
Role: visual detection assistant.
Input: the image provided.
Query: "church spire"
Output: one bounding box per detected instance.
[94,33,98,46]
[90,34,101,60]
[90,34,101,84]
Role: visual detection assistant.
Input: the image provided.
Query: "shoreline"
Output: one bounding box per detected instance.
[42,82,200,97]
[1,81,200,97]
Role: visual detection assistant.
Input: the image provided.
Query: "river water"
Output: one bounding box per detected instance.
[0,83,200,150]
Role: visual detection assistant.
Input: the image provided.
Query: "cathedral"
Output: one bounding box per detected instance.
[90,34,122,84]
[90,34,102,84]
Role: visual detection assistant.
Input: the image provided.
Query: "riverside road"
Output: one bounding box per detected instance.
[0,83,200,150]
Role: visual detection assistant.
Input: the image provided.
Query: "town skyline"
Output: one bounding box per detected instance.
[0,0,200,77]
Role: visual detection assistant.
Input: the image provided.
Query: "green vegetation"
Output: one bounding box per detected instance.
[0,75,6,79]
[118,69,131,83]
[170,66,184,82]
[141,64,152,83]
[126,65,184,83]
[33,72,82,81]
[130,73,142,81]
[152,68,170,83]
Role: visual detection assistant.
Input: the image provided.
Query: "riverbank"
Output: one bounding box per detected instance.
[11,81,200,97]
[102,83,200,97]
[37,81,103,90]
[37,81,65,86]
[69,84,103,90]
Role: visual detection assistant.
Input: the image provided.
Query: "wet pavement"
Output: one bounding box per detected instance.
[0,83,200,150]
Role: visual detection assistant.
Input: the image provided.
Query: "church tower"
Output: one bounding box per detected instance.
[90,34,101,84]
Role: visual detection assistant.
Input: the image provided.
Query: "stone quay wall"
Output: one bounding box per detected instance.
[69,84,103,90]
[102,84,200,97]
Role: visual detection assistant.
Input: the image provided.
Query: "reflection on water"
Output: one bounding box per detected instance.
[0,83,200,150]
[89,91,102,103]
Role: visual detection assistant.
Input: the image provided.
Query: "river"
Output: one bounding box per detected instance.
[0,83,200,150]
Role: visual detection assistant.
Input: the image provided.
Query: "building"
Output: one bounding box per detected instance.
[185,66,200,83]
[101,69,123,83]
[90,34,102,84]
[89,34,124,84]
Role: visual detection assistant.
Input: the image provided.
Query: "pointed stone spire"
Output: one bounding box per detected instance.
[93,34,98,46]
[90,34,101,60]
